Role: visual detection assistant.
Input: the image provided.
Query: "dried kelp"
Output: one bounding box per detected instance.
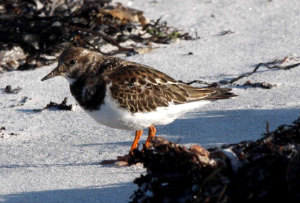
[184,56,300,89]
[0,0,197,71]
[228,56,300,84]
[217,29,234,36]
[34,97,72,112]
[130,116,300,203]
[239,80,276,89]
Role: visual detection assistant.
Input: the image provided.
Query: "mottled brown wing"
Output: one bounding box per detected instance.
[102,60,226,113]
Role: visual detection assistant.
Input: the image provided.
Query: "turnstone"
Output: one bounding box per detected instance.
[41,47,236,163]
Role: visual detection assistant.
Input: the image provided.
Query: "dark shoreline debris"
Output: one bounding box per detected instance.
[130,115,300,203]
[239,80,277,89]
[183,56,300,89]
[218,29,235,36]
[3,85,22,94]
[228,56,300,85]
[0,0,198,71]
[34,97,72,112]
[0,127,19,138]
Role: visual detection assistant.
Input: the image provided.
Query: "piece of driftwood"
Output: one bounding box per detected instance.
[129,116,300,203]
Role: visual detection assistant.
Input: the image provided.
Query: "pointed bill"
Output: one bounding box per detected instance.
[41,66,63,81]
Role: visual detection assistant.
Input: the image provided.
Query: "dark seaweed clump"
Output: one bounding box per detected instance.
[130,116,300,203]
[0,0,197,71]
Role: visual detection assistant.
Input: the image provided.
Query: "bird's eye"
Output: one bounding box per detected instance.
[69,59,77,65]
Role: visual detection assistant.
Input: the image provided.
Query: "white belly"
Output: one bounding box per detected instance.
[83,89,211,131]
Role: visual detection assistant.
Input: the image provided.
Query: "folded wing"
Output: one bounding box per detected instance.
[102,59,236,113]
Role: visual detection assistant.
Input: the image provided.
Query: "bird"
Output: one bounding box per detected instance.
[41,46,237,164]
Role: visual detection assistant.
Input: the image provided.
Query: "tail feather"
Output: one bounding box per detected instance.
[204,88,237,100]
[177,83,237,102]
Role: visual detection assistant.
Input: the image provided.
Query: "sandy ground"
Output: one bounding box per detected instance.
[1,0,300,202]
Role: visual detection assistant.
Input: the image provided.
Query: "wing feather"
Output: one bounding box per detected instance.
[102,58,236,113]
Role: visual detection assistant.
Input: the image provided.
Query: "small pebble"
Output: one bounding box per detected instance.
[4,85,22,94]
[5,85,12,93]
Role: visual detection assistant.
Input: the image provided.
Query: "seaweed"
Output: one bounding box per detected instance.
[0,0,198,71]
[34,97,72,112]
[182,56,300,89]
[130,116,300,203]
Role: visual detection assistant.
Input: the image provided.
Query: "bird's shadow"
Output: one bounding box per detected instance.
[0,183,133,203]
[155,108,300,148]
[73,108,300,149]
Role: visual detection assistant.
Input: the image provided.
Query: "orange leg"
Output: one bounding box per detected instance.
[145,125,156,148]
[130,130,143,153]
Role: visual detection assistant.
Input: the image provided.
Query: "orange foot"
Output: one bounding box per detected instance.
[100,125,157,166]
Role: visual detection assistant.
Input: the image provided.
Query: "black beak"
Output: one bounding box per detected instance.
[41,66,62,81]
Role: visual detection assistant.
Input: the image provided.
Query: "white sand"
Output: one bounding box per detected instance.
[1,0,300,202]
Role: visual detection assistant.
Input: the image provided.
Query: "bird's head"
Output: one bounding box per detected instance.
[41,46,99,83]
